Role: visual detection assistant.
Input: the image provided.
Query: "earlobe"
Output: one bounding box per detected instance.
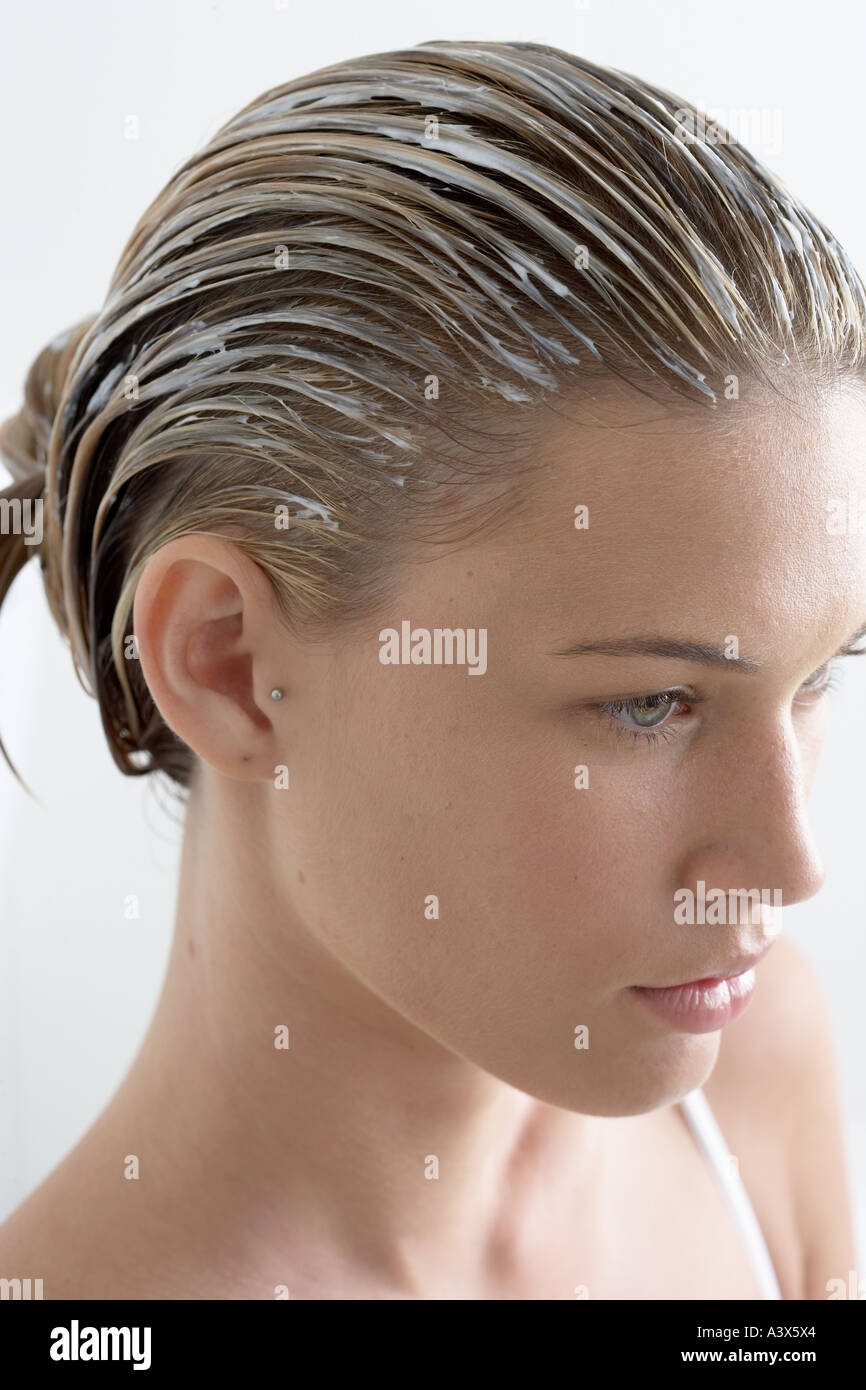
[131,534,285,782]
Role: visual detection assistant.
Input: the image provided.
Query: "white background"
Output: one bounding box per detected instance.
[1,0,864,1271]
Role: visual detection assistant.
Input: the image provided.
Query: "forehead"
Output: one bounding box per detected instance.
[464,381,866,655]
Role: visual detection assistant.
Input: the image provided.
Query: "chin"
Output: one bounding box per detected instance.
[509,1032,723,1118]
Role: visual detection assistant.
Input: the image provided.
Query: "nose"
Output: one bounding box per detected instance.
[676,713,826,916]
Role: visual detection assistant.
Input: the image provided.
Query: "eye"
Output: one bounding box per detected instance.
[585,656,849,753]
[594,689,697,747]
[796,659,842,699]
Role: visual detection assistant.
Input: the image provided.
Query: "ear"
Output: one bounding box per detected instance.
[132,533,286,781]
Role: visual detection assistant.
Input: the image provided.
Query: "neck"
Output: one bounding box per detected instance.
[102,772,605,1296]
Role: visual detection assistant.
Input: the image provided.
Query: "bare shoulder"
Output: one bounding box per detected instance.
[0,1158,95,1297]
[0,1126,167,1300]
[703,933,857,1300]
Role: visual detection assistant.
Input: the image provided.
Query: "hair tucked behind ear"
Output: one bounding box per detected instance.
[2,37,866,796]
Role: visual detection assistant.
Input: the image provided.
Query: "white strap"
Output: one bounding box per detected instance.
[678,1087,783,1300]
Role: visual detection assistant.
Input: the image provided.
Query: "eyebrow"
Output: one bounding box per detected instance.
[549,619,866,671]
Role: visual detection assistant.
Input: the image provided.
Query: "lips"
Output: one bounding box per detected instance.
[628,942,775,1034]
[629,970,757,1033]
[639,942,775,993]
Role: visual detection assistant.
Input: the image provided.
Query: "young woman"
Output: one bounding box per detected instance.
[0,39,862,1300]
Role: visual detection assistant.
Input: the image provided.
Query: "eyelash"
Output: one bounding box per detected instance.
[592,660,846,750]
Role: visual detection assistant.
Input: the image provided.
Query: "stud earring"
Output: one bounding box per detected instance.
[270,687,284,701]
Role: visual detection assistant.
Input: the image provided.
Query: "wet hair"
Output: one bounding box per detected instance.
[2,38,865,795]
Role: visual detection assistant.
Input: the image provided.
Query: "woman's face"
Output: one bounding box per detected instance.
[270,382,866,1116]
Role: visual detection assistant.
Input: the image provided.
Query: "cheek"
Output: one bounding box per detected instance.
[498,779,628,945]
[495,761,680,980]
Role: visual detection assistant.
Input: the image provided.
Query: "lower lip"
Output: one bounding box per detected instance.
[629,969,756,1033]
